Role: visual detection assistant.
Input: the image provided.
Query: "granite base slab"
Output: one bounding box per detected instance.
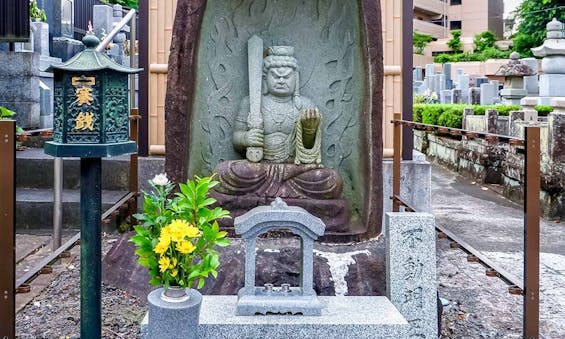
[142,295,408,339]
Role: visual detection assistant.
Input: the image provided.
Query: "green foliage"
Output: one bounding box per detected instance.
[101,0,138,9]
[1,106,24,134]
[434,47,512,63]
[535,105,553,116]
[473,31,497,52]
[434,54,453,63]
[413,104,425,122]
[447,29,462,53]
[413,32,434,55]
[1,106,16,119]
[29,1,46,22]
[513,0,564,57]
[413,104,522,128]
[131,174,230,289]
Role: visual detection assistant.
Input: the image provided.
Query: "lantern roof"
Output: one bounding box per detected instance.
[47,34,142,74]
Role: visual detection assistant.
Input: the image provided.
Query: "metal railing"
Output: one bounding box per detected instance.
[391,113,540,339]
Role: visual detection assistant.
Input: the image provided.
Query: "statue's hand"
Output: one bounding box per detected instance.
[245,128,264,147]
[300,108,322,132]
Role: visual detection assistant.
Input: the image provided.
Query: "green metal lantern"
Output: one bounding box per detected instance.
[45,33,141,158]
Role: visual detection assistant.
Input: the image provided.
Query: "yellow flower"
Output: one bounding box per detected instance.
[176,240,196,254]
[169,257,177,269]
[160,226,171,241]
[170,269,178,277]
[168,219,191,242]
[158,256,170,273]
[154,239,169,255]
[185,225,200,238]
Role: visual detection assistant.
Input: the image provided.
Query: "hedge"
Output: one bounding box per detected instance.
[412,104,523,128]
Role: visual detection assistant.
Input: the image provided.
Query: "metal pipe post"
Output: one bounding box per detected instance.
[524,126,540,339]
[96,9,136,52]
[53,157,63,251]
[129,14,139,217]
[392,113,402,212]
[80,157,102,339]
[401,0,413,160]
[0,120,15,338]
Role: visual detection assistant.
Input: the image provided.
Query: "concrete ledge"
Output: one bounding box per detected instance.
[142,295,408,339]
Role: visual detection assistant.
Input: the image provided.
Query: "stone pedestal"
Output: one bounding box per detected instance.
[500,87,527,105]
[142,296,408,339]
[147,288,202,339]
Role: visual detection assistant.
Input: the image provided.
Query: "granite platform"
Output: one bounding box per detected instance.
[142,295,408,339]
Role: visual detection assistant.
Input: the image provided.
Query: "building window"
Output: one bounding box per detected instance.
[451,0,462,5]
[450,21,462,30]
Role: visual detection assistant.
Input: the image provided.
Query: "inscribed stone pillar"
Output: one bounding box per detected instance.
[386,213,437,339]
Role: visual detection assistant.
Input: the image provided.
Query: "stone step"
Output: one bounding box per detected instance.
[16,147,131,190]
[16,188,128,229]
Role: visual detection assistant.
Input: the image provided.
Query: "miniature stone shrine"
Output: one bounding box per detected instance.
[496,52,535,105]
[234,198,325,316]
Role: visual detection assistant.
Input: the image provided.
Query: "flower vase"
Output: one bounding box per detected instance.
[161,286,191,303]
[147,287,202,339]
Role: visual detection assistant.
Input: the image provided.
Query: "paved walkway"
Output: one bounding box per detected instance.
[432,163,565,338]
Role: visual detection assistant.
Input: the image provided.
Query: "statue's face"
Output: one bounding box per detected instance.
[265,66,296,97]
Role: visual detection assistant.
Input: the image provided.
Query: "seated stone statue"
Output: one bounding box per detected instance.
[215,44,342,199]
[213,41,348,233]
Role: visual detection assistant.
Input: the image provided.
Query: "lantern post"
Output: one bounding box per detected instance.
[45,33,141,338]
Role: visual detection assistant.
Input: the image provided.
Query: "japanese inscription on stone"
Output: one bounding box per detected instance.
[386,213,437,339]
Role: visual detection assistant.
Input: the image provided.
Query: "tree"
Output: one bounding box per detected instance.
[513,0,565,57]
[473,31,497,52]
[447,29,462,53]
[413,32,434,55]
[101,0,138,9]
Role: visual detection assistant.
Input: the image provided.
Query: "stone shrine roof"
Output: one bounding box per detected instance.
[495,52,535,76]
[47,34,142,74]
[234,198,326,239]
[531,18,565,58]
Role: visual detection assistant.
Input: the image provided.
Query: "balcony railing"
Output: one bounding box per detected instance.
[414,18,447,39]
[414,0,445,16]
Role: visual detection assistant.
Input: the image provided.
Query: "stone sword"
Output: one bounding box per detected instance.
[246,35,264,162]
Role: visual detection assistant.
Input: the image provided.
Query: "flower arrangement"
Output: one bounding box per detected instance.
[130,174,230,290]
[29,1,47,22]
[414,88,439,104]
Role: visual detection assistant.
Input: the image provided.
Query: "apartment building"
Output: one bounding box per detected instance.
[414,0,504,48]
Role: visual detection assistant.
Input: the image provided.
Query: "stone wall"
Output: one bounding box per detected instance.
[415,127,565,219]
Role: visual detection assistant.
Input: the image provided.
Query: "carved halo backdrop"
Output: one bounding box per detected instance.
[165,0,383,236]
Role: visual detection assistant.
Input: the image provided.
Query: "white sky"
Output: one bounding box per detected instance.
[504,0,523,19]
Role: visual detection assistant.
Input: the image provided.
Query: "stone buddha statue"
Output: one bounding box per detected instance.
[214,41,343,201]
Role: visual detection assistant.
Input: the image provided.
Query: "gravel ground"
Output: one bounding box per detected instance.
[16,234,146,338]
[16,230,553,338]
